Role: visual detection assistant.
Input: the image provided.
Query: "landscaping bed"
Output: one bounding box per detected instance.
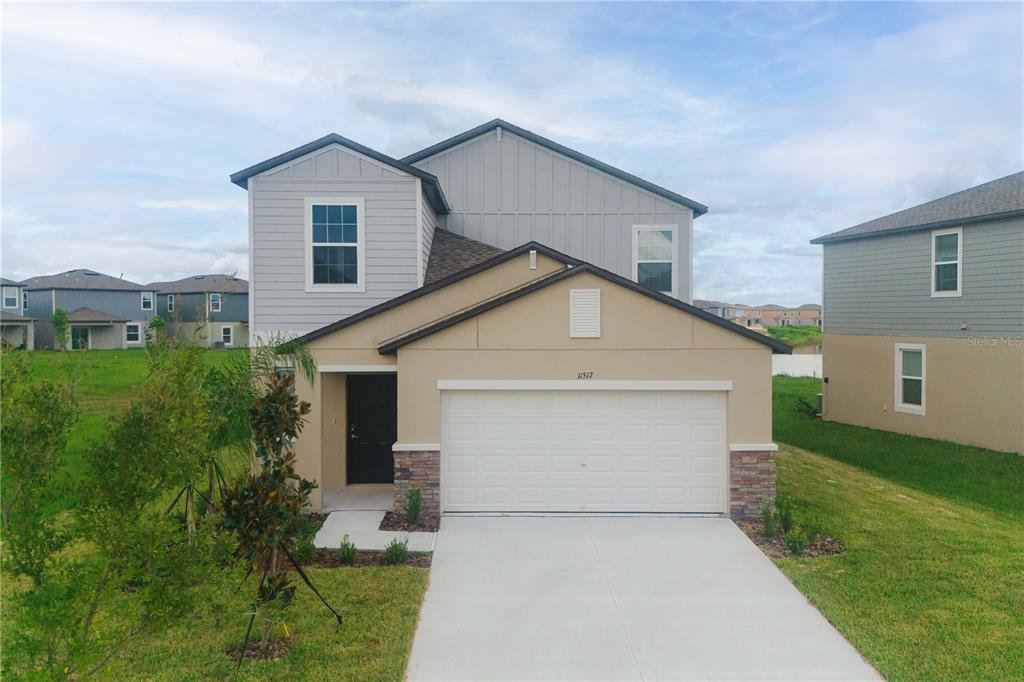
[380,510,440,532]
[310,549,432,569]
[736,519,843,559]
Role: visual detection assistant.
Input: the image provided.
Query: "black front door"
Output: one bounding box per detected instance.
[346,374,397,484]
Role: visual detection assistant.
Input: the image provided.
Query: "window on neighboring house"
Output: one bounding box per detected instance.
[141,291,154,310]
[22,290,27,311]
[306,199,365,291]
[71,327,89,351]
[209,292,222,313]
[126,323,140,344]
[931,227,962,297]
[895,344,925,415]
[632,225,677,296]
[2,287,18,308]
[167,294,175,312]
[221,326,233,346]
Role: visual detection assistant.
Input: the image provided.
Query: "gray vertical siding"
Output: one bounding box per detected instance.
[27,289,155,349]
[158,292,248,323]
[411,129,694,300]
[822,216,1024,337]
[420,196,438,285]
[251,145,420,335]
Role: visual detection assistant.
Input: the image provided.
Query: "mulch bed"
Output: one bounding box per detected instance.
[379,511,440,532]
[309,549,432,569]
[737,520,844,559]
[226,637,292,662]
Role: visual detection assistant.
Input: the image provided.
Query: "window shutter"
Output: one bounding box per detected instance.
[570,289,601,338]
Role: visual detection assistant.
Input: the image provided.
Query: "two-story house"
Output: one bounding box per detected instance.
[812,172,1023,454]
[232,119,790,518]
[22,269,158,350]
[147,274,249,348]
[0,277,34,350]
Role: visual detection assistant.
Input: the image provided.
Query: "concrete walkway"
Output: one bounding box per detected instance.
[407,516,879,681]
[313,509,436,552]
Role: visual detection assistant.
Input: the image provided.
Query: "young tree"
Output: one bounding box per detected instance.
[51,307,70,350]
[221,370,341,666]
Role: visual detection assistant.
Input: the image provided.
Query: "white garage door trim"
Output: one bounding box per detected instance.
[440,386,729,514]
[437,379,733,391]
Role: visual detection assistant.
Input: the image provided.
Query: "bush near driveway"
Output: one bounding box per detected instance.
[771,377,1024,682]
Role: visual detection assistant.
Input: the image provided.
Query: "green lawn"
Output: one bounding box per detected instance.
[773,377,1024,682]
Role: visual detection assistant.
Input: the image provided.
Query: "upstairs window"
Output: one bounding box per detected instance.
[632,225,677,297]
[931,227,962,297]
[141,291,154,310]
[895,343,925,415]
[305,198,365,292]
[167,294,175,312]
[22,290,28,311]
[209,292,222,313]
[2,287,18,309]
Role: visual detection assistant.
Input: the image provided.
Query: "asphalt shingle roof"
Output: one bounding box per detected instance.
[0,311,34,322]
[0,277,23,287]
[424,230,505,285]
[147,274,248,294]
[66,307,127,323]
[22,269,148,291]
[812,172,1024,244]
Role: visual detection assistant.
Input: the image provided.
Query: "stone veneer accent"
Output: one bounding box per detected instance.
[729,450,776,520]
[393,450,441,515]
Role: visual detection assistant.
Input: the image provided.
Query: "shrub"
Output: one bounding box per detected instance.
[784,527,809,555]
[291,522,318,566]
[801,514,826,542]
[762,502,780,537]
[776,495,797,533]
[404,486,422,524]
[338,534,358,565]
[384,537,409,565]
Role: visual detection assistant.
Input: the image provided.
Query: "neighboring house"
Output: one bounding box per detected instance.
[812,171,1024,454]
[22,269,158,350]
[231,119,791,519]
[147,274,249,348]
[0,278,34,350]
[695,300,822,330]
[693,299,749,320]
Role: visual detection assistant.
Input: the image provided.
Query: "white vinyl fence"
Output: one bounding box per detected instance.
[772,354,822,378]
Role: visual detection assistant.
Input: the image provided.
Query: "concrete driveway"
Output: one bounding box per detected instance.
[407,516,879,681]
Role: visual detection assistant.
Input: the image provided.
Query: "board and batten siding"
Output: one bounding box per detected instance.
[411,129,694,301]
[250,145,421,335]
[822,216,1024,337]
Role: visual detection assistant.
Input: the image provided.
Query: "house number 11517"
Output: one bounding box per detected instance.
[577,371,594,379]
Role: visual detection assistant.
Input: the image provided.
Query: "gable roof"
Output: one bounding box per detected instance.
[229,133,450,214]
[401,119,708,216]
[147,274,248,294]
[812,171,1024,245]
[297,242,583,344]
[425,230,505,285]
[0,277,24,287]
[22,269,149,292]
[66,307,127,323]
[378,260,790,355]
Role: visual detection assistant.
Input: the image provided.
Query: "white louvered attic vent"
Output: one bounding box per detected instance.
[569,289,601,338]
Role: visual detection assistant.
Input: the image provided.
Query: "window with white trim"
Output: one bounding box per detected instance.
[2,287,18,308]
[221,326,233,346]
[141,291,154,311]
[167,294,175,312]
[22,290,28,311]
[895,343,925,415]
[632,225,677,296]
[931,227,962,297]
[305,199,365,291]
[126,323,141,344]
[209,292,222,313]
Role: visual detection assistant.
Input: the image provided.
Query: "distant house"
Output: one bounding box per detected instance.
[694,299,821,330]
[692,299,749,320]
[0,277,34,350]
[812,172,1023,454]
[21,269,158,350]
[147,274,249,348]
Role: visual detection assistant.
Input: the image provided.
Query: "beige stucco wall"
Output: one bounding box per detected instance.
[292,254,775,509]
[1,322,33,350]
[822,333,1024,453]
[168,321,250,348]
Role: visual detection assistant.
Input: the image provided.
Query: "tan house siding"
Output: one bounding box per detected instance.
[822,333,1024,453]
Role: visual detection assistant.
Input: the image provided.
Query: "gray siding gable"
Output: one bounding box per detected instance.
[250,144,421,334]
[411,128,695,301]
[822,216,1024,337]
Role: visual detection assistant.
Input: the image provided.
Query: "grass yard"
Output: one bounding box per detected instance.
[773,376,1024,682]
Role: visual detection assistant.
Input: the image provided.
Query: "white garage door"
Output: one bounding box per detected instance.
[441,389,727,513]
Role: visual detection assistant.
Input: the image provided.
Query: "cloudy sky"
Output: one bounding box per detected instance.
[2,2,1021,305]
